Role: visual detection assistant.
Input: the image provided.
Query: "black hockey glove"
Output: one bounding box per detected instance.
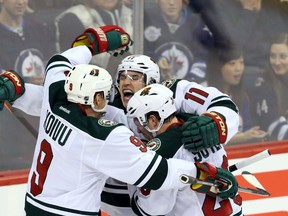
[182,112,227,153]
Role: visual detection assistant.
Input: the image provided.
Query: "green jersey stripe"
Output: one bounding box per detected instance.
[208,98,239,114]
[142,157,168,190]
[26,193,99,215]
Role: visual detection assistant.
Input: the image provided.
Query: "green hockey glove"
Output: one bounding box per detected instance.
[182,112,227,152]
[71,25,133,56]
[192,162,238,199]
[0,70,25,109]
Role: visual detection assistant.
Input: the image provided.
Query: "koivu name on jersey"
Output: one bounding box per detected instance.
[43,110,72,146]
[192,144,222,162]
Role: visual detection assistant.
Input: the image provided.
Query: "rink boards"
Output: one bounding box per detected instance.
[0,141,288,216]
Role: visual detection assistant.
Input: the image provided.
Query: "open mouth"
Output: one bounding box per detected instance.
[123,89,134,100]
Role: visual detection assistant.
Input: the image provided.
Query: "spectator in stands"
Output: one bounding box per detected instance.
[55,0,133,75]
[144,0,213,83]
[278,0,288,32]
[0,0,54,171]
[250,33,288,141]
[0,0,55,84]
[204,45,267,144]
[189,0,286,79]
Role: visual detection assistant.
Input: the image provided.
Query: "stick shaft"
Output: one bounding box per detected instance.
[238,186,270,196]
[4,101,38,139]
[229,149,271,172]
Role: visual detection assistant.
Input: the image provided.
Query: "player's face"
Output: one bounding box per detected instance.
[270,43,288,76]
[1,0,28,17]
[221,56,244,86]
[119,71,145,108]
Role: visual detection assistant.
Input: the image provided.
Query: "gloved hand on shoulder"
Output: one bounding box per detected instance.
[182,112,227,152]
[71,25,133,57]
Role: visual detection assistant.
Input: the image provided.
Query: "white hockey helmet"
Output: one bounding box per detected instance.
[116,55,160,85]
[126,83,176,132]
[64,64,112,112]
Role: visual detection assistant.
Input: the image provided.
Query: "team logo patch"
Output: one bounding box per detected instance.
[155,42,194,79]
[98,119,118,127]
[15,48,45,85]
[161,79,176,89]
[146,138,161,151]
[144,26,161,42]
[140,87,151,96]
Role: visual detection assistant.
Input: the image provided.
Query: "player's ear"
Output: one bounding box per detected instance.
[94,92,103,105]
[148,114,159,129]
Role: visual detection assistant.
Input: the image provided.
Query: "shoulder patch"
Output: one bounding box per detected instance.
[146,138,161,151]
[98,119,119,127]
[161,79,177,89]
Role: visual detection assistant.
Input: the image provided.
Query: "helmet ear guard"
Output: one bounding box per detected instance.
[126,83,176,133]
[64,64,112,112]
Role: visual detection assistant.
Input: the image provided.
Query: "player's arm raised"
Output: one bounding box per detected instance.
[10,25,133,116]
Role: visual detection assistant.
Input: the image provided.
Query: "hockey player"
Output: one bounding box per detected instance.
[97,54,240,215]
[0,26,239,215]
[0,25,238,216]
[126,83,242,216]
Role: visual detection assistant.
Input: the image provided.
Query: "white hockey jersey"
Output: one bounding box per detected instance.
[24,46,198,216]
[129,127,243,216]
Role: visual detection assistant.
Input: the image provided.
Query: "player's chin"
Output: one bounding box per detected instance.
[121,98,129,109]
[122,95,134,108]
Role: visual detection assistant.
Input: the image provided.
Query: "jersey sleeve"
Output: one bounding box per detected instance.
[12,83,43,116]
[105,105,128,127]
[96,126,197,191]
[168,79,239,144]
[129,185,177,215]
[44,46,92,87]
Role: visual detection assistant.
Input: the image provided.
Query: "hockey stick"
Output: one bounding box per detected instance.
[229,149,271,172]
[180,174,271,196]
[241,171,271,196]
[4,101,38,139]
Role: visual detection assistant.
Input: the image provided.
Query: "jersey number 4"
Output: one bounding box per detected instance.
[30,139,53,196]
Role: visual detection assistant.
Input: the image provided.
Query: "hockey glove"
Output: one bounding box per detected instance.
[182,112,227,153]
[0,70,25,110]
[192,162,238,199]
[71,25,133,56]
